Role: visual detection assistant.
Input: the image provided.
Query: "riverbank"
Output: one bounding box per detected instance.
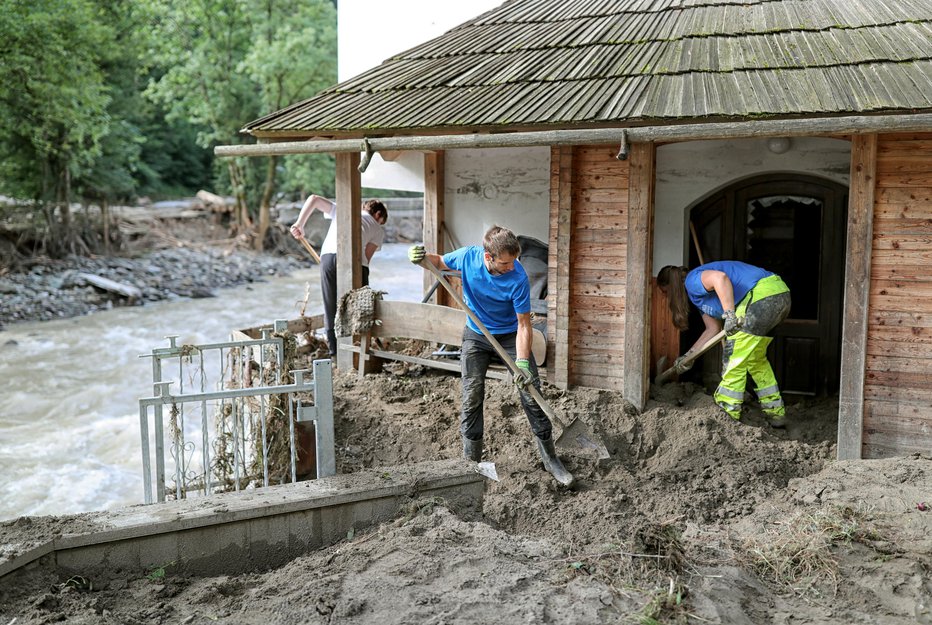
[0,247,304,327]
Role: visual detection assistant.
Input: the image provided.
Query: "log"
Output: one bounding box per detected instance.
[196,190,231,212]
[77,272,142,300]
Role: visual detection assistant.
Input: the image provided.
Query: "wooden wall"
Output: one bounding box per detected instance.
[863,132,932,457]
[548,145,629,391]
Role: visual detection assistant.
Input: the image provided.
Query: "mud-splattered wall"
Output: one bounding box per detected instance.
[445,147,551,247]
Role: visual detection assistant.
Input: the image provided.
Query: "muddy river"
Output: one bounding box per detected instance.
[0,243,421,520]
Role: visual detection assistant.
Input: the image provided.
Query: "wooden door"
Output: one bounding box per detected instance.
[689,175,848,396]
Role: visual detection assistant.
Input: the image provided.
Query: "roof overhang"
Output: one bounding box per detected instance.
[216,111,932,171]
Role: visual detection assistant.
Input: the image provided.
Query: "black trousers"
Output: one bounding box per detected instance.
[320,253,369,357]
[460,327,551,442]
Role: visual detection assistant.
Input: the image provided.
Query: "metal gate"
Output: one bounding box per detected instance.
[138,321,334,504]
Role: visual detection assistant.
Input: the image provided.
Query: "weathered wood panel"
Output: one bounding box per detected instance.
[623,142,655,410]
[862,132,932,459]
[548,146,574,387]
[548,144,630,392]
[335,152,362,371]
[423,151,447,305]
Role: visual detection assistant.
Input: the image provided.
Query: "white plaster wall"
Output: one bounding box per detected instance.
[338,0,504,192]
[444,147,551,247]
[653,136,852,272]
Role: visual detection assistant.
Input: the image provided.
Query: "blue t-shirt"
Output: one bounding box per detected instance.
[685,261,772,318]
[442,246,531,334]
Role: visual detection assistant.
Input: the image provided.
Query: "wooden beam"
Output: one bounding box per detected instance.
[550,146,574,388]
[216,113,932,158]
[423,151,446,304]
[838,133,877,460]
[335,152,362,371]
[623,143,656,410]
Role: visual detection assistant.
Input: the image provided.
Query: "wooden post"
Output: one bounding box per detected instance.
[837,134,877,460]
[335,152,362,371]
[550,146,574,388]
[623,143,656,410]
[423,151,446,305]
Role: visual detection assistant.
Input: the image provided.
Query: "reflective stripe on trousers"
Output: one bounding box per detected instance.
[714,333,785,419]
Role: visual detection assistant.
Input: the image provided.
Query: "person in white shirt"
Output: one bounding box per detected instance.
[289,195,388,357]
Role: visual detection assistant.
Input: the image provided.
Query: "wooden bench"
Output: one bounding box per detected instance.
[346,300,545,381]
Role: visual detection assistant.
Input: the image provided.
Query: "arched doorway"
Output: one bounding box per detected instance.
[688,174,848,396]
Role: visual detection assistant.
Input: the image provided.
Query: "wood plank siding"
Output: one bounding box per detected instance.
[549,145,629,391]
[863,132,932,458]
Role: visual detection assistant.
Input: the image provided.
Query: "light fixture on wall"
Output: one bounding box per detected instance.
[766,137,792,154]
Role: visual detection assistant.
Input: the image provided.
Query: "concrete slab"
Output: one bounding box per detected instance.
[0,459,485,581]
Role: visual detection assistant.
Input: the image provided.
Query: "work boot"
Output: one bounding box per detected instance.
[463,437,482,462]
[536,436,576,488]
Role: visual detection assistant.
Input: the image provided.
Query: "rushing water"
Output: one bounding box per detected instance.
[0,243,423,521]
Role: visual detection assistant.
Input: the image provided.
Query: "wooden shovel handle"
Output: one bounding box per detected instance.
[297,236,321,263]
[656,329,726,385]
[420,259,567,429]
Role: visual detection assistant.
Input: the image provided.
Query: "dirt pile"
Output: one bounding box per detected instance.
[2,368,930,624]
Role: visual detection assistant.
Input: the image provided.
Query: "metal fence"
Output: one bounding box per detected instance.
[138,321,334,504]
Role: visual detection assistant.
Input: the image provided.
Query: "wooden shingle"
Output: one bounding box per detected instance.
[244,0,932,137]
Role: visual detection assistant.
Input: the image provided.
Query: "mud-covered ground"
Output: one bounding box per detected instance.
[2,364,931,624]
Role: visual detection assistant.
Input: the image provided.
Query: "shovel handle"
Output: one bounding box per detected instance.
[656,328,727,385]
[419,259,567,429]
[297,236,321,263]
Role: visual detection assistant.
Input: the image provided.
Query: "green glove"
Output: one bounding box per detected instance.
[672,355,693,374]
[723,310,743,337]
[513,358,536,390]
[408,244,426,265]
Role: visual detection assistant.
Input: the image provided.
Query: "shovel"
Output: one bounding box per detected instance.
[420,259,610,460]
[655,329,726,386]
[297,236,321,263]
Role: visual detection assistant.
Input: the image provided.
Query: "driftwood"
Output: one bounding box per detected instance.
[77,272,142,300]
[196,190,232,213]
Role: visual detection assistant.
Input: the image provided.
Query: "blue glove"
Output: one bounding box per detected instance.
[408,244,426,264]
[723,310,743,337]
[513,358,536,390]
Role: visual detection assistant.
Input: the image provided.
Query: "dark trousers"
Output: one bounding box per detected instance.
[460,327,551,442]
[320,253,369,357]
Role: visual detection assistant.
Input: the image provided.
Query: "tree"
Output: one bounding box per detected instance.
[142,0,337,250]
[0,0,112,254]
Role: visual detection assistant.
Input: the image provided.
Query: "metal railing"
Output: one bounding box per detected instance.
[138,321,334,504]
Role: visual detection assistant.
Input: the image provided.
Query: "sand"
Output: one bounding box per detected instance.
[2,366,931,624]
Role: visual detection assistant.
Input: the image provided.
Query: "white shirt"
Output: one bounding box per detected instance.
[319,202,385,267]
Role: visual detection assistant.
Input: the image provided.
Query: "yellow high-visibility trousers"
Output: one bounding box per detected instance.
[713,333,785,420]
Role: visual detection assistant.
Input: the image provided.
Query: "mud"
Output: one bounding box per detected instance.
[2,368,931,624]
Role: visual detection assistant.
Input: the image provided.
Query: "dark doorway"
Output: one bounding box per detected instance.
[687,174,848,396]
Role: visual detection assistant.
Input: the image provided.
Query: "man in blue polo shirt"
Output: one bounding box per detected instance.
[409,226,573,486]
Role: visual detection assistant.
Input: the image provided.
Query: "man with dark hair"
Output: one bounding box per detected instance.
[290,195,388,358]
[409,225,574,486]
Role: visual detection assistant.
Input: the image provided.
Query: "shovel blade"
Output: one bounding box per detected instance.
[555,418,610,460]
[475,462,499,481]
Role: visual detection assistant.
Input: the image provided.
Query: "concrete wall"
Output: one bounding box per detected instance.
[653,136,851,272]
[445,147,552,247]
[0,461,485,582]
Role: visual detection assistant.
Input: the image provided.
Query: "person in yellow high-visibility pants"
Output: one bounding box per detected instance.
[657,261,791,426]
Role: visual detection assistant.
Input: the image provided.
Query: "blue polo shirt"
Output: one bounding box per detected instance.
[442,246,531,334]
[685,261,772,318]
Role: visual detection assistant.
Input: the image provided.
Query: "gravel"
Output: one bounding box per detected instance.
[0,248,303,327]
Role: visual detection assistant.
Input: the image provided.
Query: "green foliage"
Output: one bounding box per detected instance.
[0,0,112,202]
[0,0,338,255]
[141,0,338,241]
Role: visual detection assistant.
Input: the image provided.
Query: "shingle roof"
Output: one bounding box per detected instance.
[244,0,932,138]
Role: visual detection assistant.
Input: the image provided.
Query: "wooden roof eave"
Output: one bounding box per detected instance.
[218,110,932,160]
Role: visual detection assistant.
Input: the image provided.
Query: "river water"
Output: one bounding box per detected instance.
[0,243,423,521]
